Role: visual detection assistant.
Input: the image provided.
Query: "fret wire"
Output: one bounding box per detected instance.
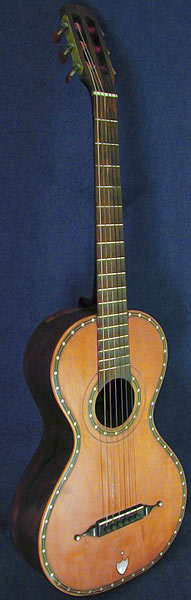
[99,354,129,363]
[99,299,126,305]
[95,142,119,146]
[98,312,127,318]
[97,272,126,277]
[99,364,130,372]
[99,344,129,353]
[97,257,125,261]
[95,118,118,123]
[97,241,124,245]
[97,285,126,291]
[99,344,129,352]
[97,323,128,330]
[96,185,121,188]
[98,334,129,342]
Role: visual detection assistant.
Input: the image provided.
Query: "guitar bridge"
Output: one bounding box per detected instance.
[74,500,162,540]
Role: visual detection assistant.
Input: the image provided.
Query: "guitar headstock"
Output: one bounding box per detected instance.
[52,3,116,93]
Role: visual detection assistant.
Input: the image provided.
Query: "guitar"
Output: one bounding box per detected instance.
[10,3,187,595]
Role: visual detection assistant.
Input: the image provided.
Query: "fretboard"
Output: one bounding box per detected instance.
[92,92,130,389]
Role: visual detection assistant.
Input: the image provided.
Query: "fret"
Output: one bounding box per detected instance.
[98,311,127,318]
[97,257,125,261]
[97,241,124,245]
[95,142,119,146]
[99,344,129,353]
[97,285,126,291]
[96,223,123,227]
[98,334,129,343]
[95,164,120,168]
[98,354,129,363]
[98,299,126,304]
[96,185,121,188]
[98,311,128,321]
[95,118,118,123]
[97,272,126,277]
[99,363,130,372]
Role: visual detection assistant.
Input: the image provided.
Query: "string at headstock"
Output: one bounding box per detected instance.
[52,3,116,93]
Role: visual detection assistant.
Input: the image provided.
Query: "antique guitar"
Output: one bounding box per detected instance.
[10,3,187,595]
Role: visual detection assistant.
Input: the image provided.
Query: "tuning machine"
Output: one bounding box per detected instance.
[65,64,81,83]
[58,43,74,64]
[52,22,68,43]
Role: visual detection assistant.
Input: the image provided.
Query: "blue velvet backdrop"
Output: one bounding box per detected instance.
[1,0,191,598]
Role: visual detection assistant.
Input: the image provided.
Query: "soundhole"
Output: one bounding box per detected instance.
[95,378,134,429]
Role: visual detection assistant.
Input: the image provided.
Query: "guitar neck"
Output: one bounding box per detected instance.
[92,92,130,388]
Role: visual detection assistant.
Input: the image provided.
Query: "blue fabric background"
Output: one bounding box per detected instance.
[1,0,191,598]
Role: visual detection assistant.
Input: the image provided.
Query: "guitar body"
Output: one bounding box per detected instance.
[10,307,186,595]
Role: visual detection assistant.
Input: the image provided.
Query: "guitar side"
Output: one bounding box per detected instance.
[10,306,94,572]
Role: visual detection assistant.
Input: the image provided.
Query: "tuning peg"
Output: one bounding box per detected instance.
[58,50,68,64]
[52,22,68,43]
[58,43,74,64]
[88,26,96,34]
[65,68,77,83]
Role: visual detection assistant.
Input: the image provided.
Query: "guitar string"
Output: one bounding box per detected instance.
[113,102,127,510]
[109,94,131,511]
[108,96,118,515]
[76,23,104,92]
[96,89,125,514]
[97,93,110,521]
[113,99,125,512]
[102,93,111,518]
[77,33,108,515]
[94,87,132,514]
[108,95,121,513]
[83,47,113,522]
[78,24,124,516]
[110,95,133,510]
[103,93,118,517]
[102,94,123,514]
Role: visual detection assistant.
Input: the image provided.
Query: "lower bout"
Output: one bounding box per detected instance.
[41,501,180,594]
